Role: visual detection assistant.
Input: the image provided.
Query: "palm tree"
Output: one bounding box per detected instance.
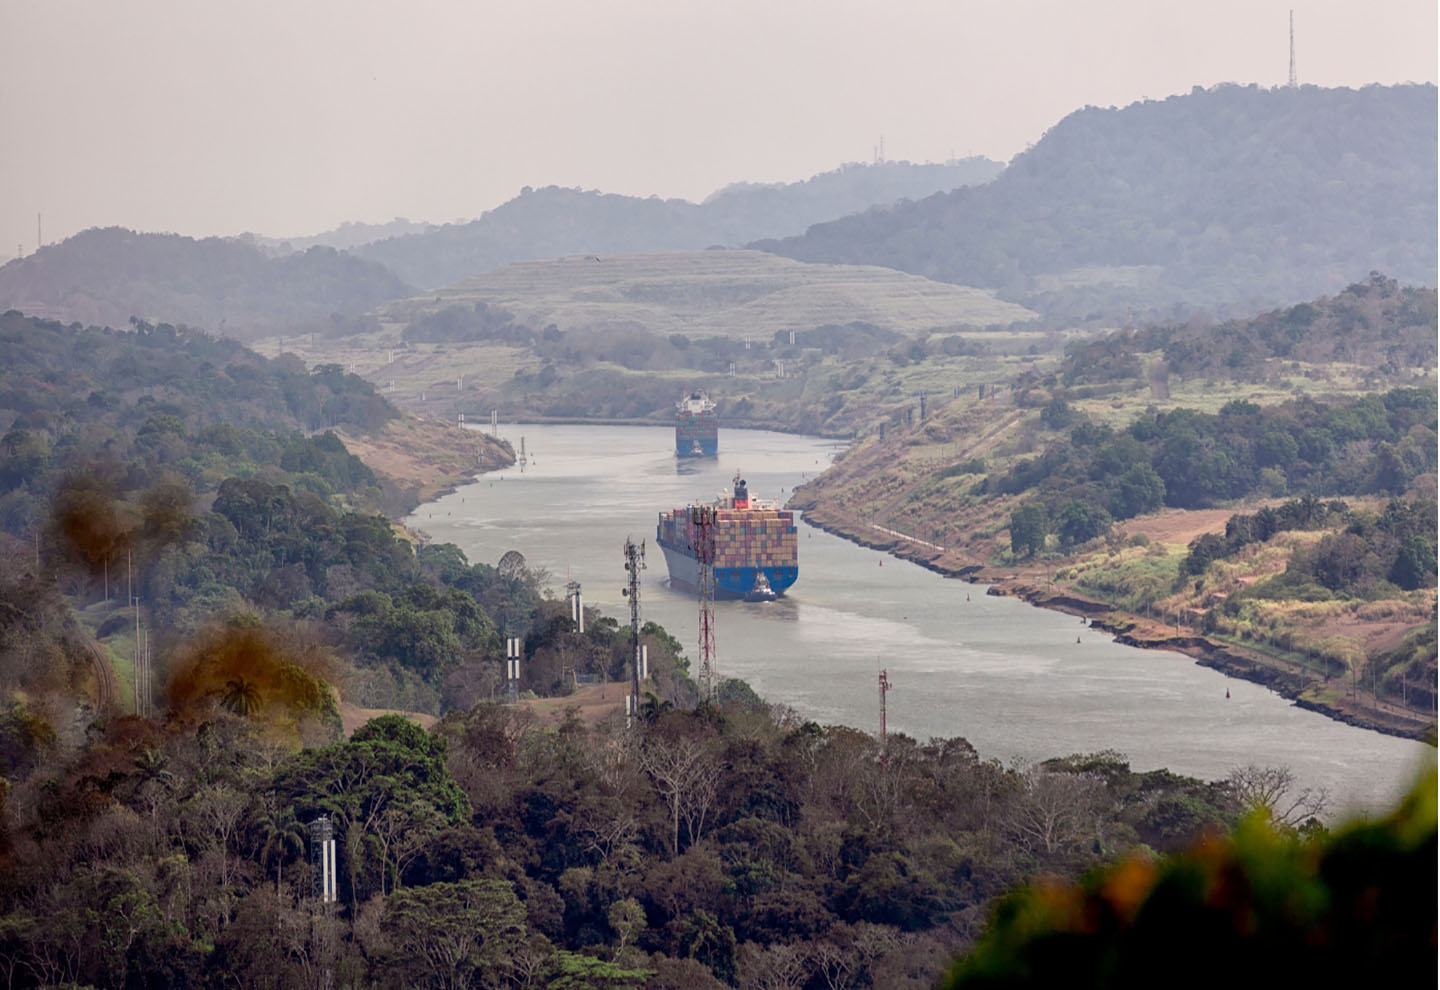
[221,676,262,716]
[256,803,308,894]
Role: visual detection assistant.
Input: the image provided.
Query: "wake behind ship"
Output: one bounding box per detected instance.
[656,474,798,599]
[675,391,718,457]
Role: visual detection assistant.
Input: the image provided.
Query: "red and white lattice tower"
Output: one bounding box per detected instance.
[691,505,717,700]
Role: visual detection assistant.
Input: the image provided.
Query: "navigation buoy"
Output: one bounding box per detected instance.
[1076,636,1081,644]
[1226,688,1231,699]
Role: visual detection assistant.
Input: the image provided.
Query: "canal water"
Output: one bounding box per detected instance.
[406,424,1433,816]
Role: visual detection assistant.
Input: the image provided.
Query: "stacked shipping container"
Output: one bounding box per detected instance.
[657,508,798,568]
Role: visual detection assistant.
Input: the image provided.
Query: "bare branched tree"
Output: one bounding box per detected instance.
[639,733,722,856]
[1006,767,1103,856]
[737,941,809,990]
[1226,764,1330,828]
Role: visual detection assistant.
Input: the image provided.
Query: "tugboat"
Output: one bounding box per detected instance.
[743,571,778,602]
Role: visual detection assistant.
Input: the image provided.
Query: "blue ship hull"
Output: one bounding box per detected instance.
[675,435,719,458]
[657,540,797,599]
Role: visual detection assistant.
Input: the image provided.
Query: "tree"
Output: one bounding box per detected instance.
[607,897,648,952]
[1389,533,1436,591]
[1056,500,1111,548]
[1009,502,1047,558]
[1005,767,1103,857]
[640,733,723,856]
[542,950,654,988]
[255,801,307,893]
[1225,765,1329,830]
[270,715,470,904]
[1107,463,1166,520]
[222,676,262,717]
[944,773,1436,988]
[382,879,526,990]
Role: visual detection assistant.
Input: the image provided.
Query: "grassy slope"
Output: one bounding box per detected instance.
[411,249,1036,339]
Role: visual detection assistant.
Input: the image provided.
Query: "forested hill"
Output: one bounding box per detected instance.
[0,227,414,341]
[754,84,1438,322]
[1058,273,1437,388]
[0,311,405,531]
[352,158,1002,289]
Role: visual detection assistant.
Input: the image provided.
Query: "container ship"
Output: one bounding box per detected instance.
[656,474,798,600]
[675,391,718,457]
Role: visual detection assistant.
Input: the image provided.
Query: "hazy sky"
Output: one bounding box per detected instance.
[2,0,1434,258]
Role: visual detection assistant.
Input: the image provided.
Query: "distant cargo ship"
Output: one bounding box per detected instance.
[675,391,718,457]
[656,473,798,599]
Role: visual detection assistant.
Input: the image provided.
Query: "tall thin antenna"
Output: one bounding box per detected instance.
[623,537,646,721]
[878,667,891,771]
[1288,10,1297,88]
[691,506,717,700]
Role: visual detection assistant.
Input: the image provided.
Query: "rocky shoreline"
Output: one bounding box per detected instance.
[797,508,1436,745]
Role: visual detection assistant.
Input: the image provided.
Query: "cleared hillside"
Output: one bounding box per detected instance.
[389,249,1036,340]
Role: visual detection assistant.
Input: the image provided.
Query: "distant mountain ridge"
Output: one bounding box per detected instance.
[0,227,413,340]
[753,84,1438,322]
[254,218,437,253]
[352,159,1002,289]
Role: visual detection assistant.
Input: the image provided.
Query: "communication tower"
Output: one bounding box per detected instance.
[567,579,584,633]
[1288,10,1297,88]
[622,537,646,721]
[878,667,891,770]
[309,816,337,904]
[690,505,718,700]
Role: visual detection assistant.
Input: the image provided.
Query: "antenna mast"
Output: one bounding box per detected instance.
[690,505,717,700]
[1288,10,1297,88]
[623,537,646,720]
[878,667,891,770]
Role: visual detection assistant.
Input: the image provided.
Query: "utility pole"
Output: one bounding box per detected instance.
[129,549,142,716]
[505,637,522,704]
